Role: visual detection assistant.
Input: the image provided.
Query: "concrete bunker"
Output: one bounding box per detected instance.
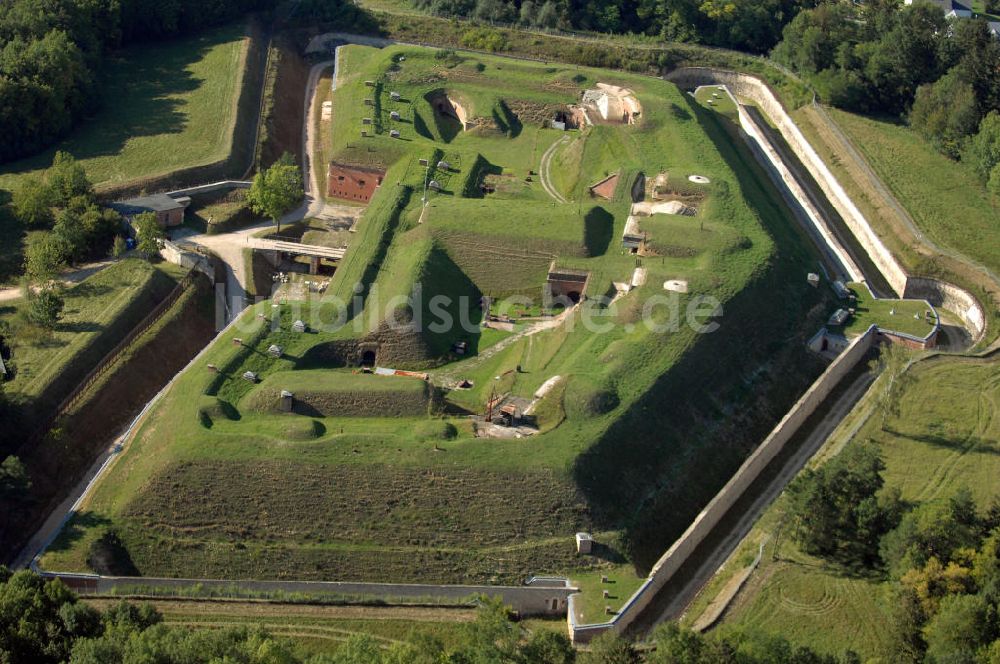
[546,262,590,305]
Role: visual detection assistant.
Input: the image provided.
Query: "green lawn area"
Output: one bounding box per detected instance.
[0,22,249,193]
[569,564,646,625]
[827,108,1000,282]
[834,282,937,339]
[704,354,1000,659]
[40,44,836,587]
[0,259,185,405]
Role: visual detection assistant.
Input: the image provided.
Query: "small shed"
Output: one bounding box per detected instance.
[832,280,850,299]
[390,130,400,138]
[292,320,307,333]
[428,180,441,191]
[268,344,283,358]
[576,532,594,554]
[280,390,294,412]
[242,371,258,383]
[362,117,372,125]
[437,160,451,171]
[390,91,401,101]
[389,111,400,121]
[807,272,820,288]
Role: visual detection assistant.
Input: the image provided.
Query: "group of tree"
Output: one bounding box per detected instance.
[411,0,819,54]
[786,443,1000,662]
[0,0,277,163]
[16,152,121,280]
[771,1,1000,192]
[0,568,865,664]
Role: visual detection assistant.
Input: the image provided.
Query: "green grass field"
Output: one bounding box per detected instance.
[41,44,836,587]
[0,22,249,193]
[0,259,185,407]
[701,354,1000,659]
[825,109,1000,287]
[835,282,937,339]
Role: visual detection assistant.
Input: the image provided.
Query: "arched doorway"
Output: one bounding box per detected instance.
[360,350,377,367]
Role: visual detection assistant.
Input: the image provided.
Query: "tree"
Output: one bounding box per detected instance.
[522,629,576,663]
[0,455,30,501]
[910,69,980,159]
[47,152,92,206]
[881,489,983,577]
[132,212,164,258]
[0,570,81,663]
[23,233,69,281]
[578,631,640,664]
[964,111,1000,183]
[12,177,56,227]
[246,154,303,234]
[787,443,902,568]
[111,235,127,258]
[922,593,994,662]
[21,284,65,329]
[54,209,89,264]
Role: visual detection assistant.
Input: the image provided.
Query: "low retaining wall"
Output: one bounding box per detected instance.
[903,276,986,341]
[166,180,252,198]
[569,327,878,643]
[42,573,576,617]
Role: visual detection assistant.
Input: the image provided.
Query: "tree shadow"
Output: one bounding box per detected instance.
[0,27,229,176]
[46,510,112,554]
[669,103,692,122]
[57,321,104,333]
[882,427,1000,456]
[583,206,614,257]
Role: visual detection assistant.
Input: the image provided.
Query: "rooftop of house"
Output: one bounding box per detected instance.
[111,193,186,216]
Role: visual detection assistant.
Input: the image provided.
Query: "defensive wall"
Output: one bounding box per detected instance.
[665,67,986,343]
[568,326,878,643]
[41,573,577,617]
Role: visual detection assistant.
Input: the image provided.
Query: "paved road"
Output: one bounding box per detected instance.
[170,56,342,322]
[629,368,877,631]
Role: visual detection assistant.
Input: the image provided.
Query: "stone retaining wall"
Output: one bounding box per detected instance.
[667,67,910,297]
[903,276,986,341]
[569,327,878,643]
[42,573,576,617]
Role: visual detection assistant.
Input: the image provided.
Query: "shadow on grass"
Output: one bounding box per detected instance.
[583,206,614,257]
[883,428,1000,456]
[0,27,235,176]
[571,92,833,573]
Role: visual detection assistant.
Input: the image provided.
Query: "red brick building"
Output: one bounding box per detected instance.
[328,163,385,203]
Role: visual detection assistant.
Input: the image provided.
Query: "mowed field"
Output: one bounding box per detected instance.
[0,259,185,408]
[691,354,1000,659]
[42,44,835,600]
[824,111,999,277]
[0,22,249,192]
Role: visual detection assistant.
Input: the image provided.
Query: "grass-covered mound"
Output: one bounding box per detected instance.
[243,370,433,417]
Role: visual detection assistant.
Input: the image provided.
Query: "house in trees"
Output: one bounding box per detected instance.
[111,194,189,228]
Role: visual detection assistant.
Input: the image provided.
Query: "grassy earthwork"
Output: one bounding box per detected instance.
[0,22,249,193]
[683,353,1000,659]
[0,259,186,406]
[42,44,837,589]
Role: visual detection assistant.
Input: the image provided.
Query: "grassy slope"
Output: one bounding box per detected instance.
[43,45,833,584]
[696,354,1000,659]
[0,259,184,405]
[0,22,248,192]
